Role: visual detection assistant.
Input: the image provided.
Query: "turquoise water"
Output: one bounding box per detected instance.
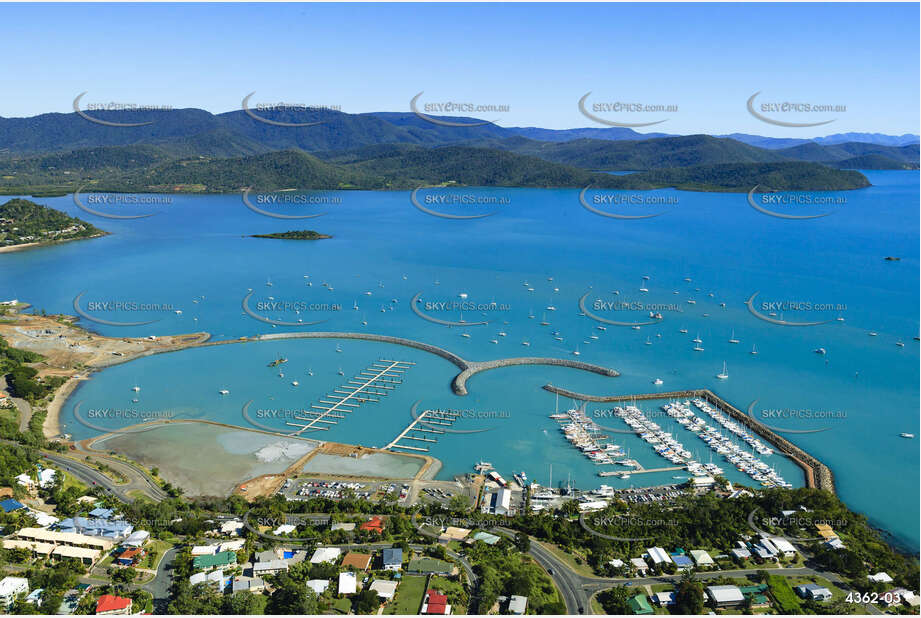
[1,171,917,550]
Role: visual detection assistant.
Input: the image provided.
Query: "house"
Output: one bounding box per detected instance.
[470,531,500,545]
[14,527,113,553]
[191,544,220,556]
[272,524,296,535]
[190,570,228,589]
[795,584,832,601]
[370,579,399,600]
[95,594,132,615]
[508,595,528,614]
[2,539,55,560]
[670,553,694,570]
[330,522,355,532]
[408,557,453,575]
[56,517,132,540]
[868,572,893,583]
[706,585,745,607]
[627,594,654,614]
[231,577,265,593]
[37,469,55,489]
[253,559,288,577]
[24,588,43,606]
[121,530,149,548]
[219,539,246,553]
[630,557,649,574]
[690,549,714,566]
[739,585,771,607]
[306,579,330,595]
[730,547,751,561]
[220,520,244,536]
[15,474,35,490]
[645,547,672,565]
[114,548,144,566]
[0,498,25,513]
[0,577,29,608]
[341,552,372,570]
[28,509,60,527]
[360,516,384,534]
[192,550,236,571]
[338,572,357,595]
[764,535,797,557]
[382,547,403,570]
[438,526,471,542]
[652,591,675,607]
[421,589,451,615]
[88,507,113,519]
[608,558,624,569]
[825,538,846,550]
[310,547,341,564]
[751,543,776,561]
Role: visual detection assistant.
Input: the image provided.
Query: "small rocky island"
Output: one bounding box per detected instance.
[250,230,332,240]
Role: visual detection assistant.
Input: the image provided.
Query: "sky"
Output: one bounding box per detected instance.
[2,2,919,136]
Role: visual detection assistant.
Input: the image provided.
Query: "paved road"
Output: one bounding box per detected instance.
[143,546,179,614]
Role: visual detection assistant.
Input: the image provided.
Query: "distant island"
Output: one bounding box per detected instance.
[0,198,106,252]
[250,230,332,240]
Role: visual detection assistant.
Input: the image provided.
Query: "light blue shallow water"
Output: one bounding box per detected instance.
[1,171,917,550]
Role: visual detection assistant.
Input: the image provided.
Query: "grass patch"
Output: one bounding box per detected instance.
[332,597,352,614]
[384,574,427,615]
[766,574,802,613]
[535,540,596,577]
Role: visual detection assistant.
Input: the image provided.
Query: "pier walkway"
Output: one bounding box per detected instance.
[384,403,460,452]
[286,359,414,435]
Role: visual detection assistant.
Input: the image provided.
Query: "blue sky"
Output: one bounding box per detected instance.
[3,3,918,135]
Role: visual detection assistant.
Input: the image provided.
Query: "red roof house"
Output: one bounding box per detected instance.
[96,594,133,615]
[359,516,384,533]
[423,590,449,615]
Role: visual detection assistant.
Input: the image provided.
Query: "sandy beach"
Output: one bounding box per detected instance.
[43,376,86,438]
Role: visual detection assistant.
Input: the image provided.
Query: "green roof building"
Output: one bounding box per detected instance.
[627,594,654,615]
[193,550,237,571]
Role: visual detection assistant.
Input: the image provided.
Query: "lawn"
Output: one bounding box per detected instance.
[140,539,172,570]
[384,574,427,615]
[535,540,597,577]
[59,469,88,493]
[766,574,802,613]
[332,597,352,614]
[430,575,466,614]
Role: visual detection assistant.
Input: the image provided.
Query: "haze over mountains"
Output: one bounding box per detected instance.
[0,106,914,195]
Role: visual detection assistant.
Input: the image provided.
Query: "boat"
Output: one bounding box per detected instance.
[716,361,728,379]
[307,368,314,376]
[268,357,288,367]
[489,339,498,344]
[540,313,550,326]
[869,332,878,336]
[639,279,649,293]
[813,348,826,355]
[687,299,696,304]
[291,381,299,386]
[653,378,664,385]
[596,326,606,331]
[546,305,557,311]
[729,330,739,344]
[896,341,905,347]
[521,340,530,346]
[679,327,688,334]
[693,333,702,343]
[131,386,141,392]
[174,310,182,315]
[644,337,652,346]
[900,433,915,439]
[461,333,471,338]
[337,368,344,376]
[750,344,758,355]
[218,389,230,395]
[572,348,581,356]
[474,460,493,472]
[335,344,343,352]
[693,343,704,352]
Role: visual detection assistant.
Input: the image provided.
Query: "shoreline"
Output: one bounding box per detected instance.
[0,231,109,254]
[44,375,87,438]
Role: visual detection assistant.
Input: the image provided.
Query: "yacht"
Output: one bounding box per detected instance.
[540,313,550,326]
[693,333,702,343]
[521,340,531,346]
[869,331,878,336]
[896,341,905,347]
[291,381,299,386]
[693,343,704,352]
[639,279,649,293]
[716,361,728,379]
[546,305,557,311]
[645,337,652,346]
[307,368,314,376]
[337,368,345,376]
[336,344,343,353]
[687,299,696,304]
[814,348,826,355]
[461,333,471,338]
[653,378,664,385]
[596,326,606,331]
[490,339,499,344]
[900,433,915,439]
[729,330,739,344]
[679,327,688,334]
[572,348,581,356]
[498,331,507,337]
[750,344,758,355]
[131,386,141,392]
[218,389,230,395]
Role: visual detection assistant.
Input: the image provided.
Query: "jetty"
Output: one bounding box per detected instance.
[543,384,835,494]
[384,405,460,452]
[286,358,414,435]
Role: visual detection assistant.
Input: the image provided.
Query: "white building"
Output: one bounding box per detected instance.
[689,549,714,566]
[307,580,330,595]
[646,547,672,565]
[508,595,528,614]
[706,585,745,607]
[369,580,398,600]
[0,577,29,608]
[338,572,357,595]
[310,547,341,564]
[868,572,893,583]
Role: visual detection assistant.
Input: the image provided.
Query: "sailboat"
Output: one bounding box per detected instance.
[639,278,649,293]
[644,337,652,346]
[540,313,550,326]
[729,330,740,344]
[679,327,688,334]
[716,361,729,379]
[750,344,758,355]
[693,332,702,343]
[572,347,581,356]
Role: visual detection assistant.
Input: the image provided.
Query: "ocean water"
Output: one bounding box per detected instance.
[0,171,917,550]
